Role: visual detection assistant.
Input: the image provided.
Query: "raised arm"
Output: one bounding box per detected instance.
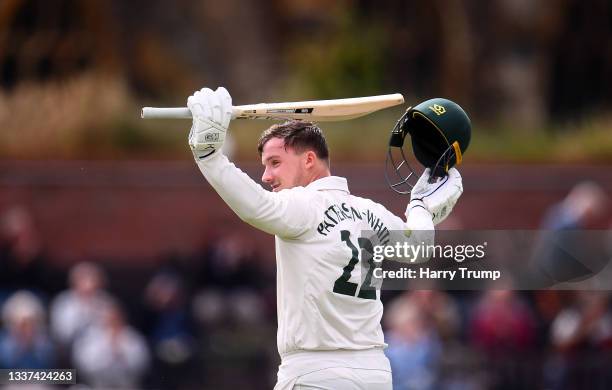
[187,87,315,238]
[375,167,463,263]
[195,153,315,237]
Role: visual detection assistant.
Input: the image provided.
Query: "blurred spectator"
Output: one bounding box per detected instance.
[0,206,62,299]
[403,290,488,390]
[545,291,612,389]
[530,182,609,287]
[532,290,568,345]
[195,234,270,292]
[469,290,536,355]
[192,234,271,327]
[541,181,608,230]
[407,290,461,342]
[550,291,612,352]
[0,291,55,369]
[50,262,113,352]
[469,290,537,390]
[143,271,197,388]
[191,235,275,389]
[73,300,149,388]
[192,288,268,330]
[384,294,441,390]
[192,288,225,328]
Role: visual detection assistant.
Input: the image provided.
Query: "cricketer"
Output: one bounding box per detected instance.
[187,87,463,389]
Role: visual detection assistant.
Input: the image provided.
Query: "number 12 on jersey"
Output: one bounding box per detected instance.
[333,230,378,300]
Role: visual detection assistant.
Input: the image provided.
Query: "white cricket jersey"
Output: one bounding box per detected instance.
[196,153,433,356]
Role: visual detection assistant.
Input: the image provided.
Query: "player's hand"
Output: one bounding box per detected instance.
[187,87,233,160]
[408,167,463,225]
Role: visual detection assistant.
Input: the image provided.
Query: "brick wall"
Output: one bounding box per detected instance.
[2,160,610,266]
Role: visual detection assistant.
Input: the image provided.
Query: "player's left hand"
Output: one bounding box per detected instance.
[408,167,463,225]
[187,87,233,160]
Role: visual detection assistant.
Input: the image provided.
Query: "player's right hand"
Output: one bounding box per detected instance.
[187,87,232,160]
[408,167,463,225]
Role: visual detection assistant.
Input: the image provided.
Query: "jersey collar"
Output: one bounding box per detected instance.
[306,176,350,193]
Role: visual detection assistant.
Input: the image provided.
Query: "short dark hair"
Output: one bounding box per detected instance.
[257,121,329,164]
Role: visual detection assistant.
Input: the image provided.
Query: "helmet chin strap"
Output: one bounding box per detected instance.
[428,144,457,183]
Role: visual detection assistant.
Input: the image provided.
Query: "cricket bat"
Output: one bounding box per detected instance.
[141,93,404,121]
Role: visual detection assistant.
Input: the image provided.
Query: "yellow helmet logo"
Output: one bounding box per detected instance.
[428,104,446,116]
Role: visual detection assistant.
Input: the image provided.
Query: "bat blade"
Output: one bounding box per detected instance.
[141,93,404,121]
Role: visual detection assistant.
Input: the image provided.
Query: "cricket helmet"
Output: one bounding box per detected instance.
[386,98,471,194]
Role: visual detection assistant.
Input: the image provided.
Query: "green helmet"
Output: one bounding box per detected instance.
[390,98,471,175]
[386,97,471,193]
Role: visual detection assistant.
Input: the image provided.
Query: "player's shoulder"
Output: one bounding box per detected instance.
[347,193,404,225]
[275,184,328,208]
[348,193,388,211]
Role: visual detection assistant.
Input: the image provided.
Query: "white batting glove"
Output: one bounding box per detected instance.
[408,168,463,225]
[187,87,233,160]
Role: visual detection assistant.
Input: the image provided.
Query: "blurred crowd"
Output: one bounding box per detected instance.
[0,180,610,390]
[0,205,278,389]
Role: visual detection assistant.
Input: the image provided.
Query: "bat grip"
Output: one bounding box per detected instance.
[141,107,192,119]
[141,107,241,119]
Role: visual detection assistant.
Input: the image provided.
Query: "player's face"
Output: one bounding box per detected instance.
[261,137,308,192]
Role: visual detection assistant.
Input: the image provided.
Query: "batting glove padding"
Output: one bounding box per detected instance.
[408,168,463,225]
[187,87,233,160]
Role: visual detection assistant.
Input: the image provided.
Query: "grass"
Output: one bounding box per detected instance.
[470,119,612,163]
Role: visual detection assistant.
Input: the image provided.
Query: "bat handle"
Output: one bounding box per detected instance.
[141,107,191,119]
[141,107,241,119]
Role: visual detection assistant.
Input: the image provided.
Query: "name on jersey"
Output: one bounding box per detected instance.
[316,203,390,244]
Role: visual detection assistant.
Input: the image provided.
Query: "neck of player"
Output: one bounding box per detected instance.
[307,162,331,185]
